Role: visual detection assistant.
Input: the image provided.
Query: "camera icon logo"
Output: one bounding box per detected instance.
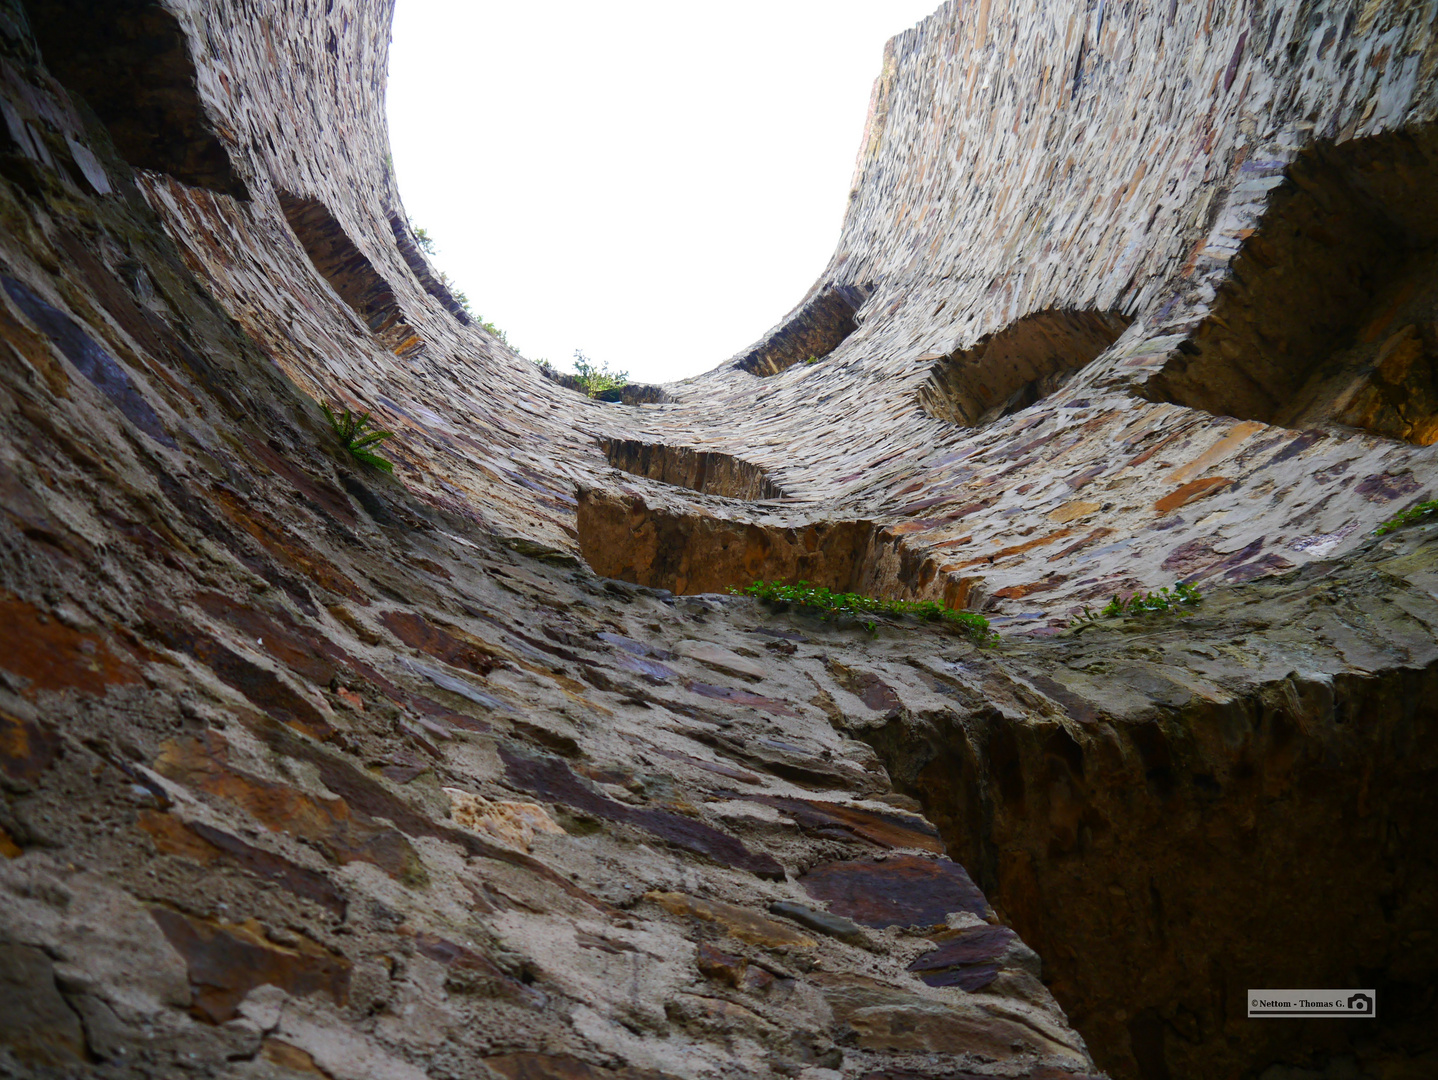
[1347,993,1373,1013]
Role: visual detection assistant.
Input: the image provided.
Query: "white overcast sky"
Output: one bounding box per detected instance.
[385,1,941,385]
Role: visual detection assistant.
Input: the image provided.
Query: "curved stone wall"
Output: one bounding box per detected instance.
[0,2,1436,1080]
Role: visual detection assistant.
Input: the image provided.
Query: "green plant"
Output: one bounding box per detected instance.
[570,350,628,398]
[804,355,820,365]
[733,580,998,644]
[412,226,436,254]
[321,404,395,473]
[1070,582,1201,626]
[1375,499,1438,535]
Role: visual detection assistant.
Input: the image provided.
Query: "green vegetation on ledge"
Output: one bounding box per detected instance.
[571,350,629,397]
[322,404,395,473]
[734,580,998,643]
[1071,582,1202,627]
[1375,499,1438,536]
[539,351,630,398]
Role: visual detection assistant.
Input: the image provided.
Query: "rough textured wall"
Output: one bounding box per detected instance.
[0,3,1436,1080]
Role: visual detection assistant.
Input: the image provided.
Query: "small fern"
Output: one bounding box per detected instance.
[322,404,395,473]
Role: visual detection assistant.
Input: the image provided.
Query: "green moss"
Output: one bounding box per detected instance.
[1375,499,1438,536]
[734,580,997,644]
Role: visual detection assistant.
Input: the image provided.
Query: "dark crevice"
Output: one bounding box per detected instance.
[736,283,873,377]
[852,664,1438,1080]
[1143,124,1438,444]
[576,490,986,605]
[387,210,471,325]
[918,309,1131,426]
[601,439,784,500]
[278,192,424,357]
[26,0,247,197]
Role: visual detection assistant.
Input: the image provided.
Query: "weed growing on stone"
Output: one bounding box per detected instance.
[571,350,629,398]
[322,404,395,473]
[734,580,998,644]
[1070,582,1201,626]
[804,355,820,365]
[1375,499,1438,535]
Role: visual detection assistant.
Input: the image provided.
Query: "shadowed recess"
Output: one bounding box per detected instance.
[387,209,471,325]
[737,283,873,377]
[918,309,1132,427]
[278,191,424,357]
[577,490,982,605]
[1143,124,1438,444]
[26,0,248,197]
[601,439,784,500]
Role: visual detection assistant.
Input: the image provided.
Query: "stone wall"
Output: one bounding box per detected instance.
[0,2,1436,1080]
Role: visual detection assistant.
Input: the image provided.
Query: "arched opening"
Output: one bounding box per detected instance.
[736,283,873,377]
[1143,125,1438,445]
[278,192,425,357]
[918,309,1131,426]
[601,440,783,501]
[27,0,247,197]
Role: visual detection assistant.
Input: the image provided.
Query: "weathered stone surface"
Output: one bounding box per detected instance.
[767,901,867,947]
[0,943,87,1066]
[646,892,815,950]
[1,0,1435,1077]
[503,746,785,878]
[444,787,564,851]
[799,855,989,928]
[149,907,350,1023]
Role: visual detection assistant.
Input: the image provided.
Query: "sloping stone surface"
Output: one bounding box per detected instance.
[0,2,1435,1080]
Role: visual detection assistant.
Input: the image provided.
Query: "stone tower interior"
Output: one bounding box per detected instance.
[0,3,1436,1080]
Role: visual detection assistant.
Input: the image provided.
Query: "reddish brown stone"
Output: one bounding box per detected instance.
[753,797,944,852]
[137,810,346,917]
[380,610,500,677]
[412,931,541,1003]
[155,731,425,884]
[145,610,335,740]
[827,662,902,714]
[192,591,342,686]
[907,925,1016,989]
[0,710,61,786]
[233,718,611,914]
[684,680,800,717]
[242,436,358,527]
[1355,470,1423,502]
[0,461,70,551]
[148,907,349,1023]
[260,1040,327,1075]
[0,593,140,697]
[798,855,988,927]
[502,747,784,879]
[1153,476,1230,514]
[485,1054,676,1080]
[208,486,368,602]
[695,941,748,987]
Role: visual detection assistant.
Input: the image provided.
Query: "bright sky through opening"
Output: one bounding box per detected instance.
[386,1,940,386]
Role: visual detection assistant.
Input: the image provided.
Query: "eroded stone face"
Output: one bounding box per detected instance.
[0,1,1436,1079]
